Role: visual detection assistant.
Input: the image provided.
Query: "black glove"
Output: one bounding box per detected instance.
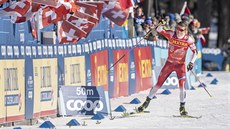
[187,62,194,71]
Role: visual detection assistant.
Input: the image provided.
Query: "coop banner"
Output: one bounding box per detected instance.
[113,49,129,97]
[202,48,224,71]
[134,46,153,92]
[90,50,109,91]
[59,86,110,115]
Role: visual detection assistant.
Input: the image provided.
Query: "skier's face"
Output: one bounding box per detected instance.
[176,25,186,39]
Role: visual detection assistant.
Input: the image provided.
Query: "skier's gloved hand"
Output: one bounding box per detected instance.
[187,62,194,71]
[159,19,166,25]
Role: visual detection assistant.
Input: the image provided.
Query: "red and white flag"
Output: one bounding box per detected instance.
[32,0,57,7]
[11,3,40,23]
[0,0,8,5]
[75,2,98,18]
[118,0,133,10]
[199,27,210,35]
[38,6,63,29]
[66,14,95,35]
[0,0,31,17]
[74,11,98,24]
[180,1,191,16]
[86,1,104,20]
[58,20,87,44]
[102,1,129,26]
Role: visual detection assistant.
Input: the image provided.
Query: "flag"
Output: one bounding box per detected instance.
[38,1,73,29]
[75,2,98,18]
[180,1,191,16]
[199,27,210,35]
[66,14,95,36]
[0,0,31,17]
[38,6,63,29]
[58,20,87,44]
[32,0,57,7]
[119,0,133,10]
[0,0,8,5]
[74,11,98,24]
[86,1,104,20]
[11,3,40,23]
[102,1,129,26]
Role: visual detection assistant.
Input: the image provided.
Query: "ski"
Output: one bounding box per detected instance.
[173,115,202,119]
[121,108,150,117]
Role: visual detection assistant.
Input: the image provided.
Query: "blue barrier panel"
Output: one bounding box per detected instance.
[195,39,202,75]
[202,48,224,71]
[57,45,65,87]
[128,39,136,95]
[154,46,162,66]
[25,45,34,119]
[108,39,115,98]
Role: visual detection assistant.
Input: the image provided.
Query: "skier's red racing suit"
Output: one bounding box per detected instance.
[148,25,197,103]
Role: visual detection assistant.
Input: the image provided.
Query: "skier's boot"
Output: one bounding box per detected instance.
[137,97,151,112]
[180,102,188,116]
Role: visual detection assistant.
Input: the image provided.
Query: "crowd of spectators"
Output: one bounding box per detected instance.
[133,6,207,46]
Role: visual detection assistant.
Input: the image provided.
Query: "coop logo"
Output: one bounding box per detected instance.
[163,76,178,86]
[202,48,221,55]
[66,100,104,113]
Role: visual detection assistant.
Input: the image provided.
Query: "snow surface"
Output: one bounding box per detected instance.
[3,71,230,129]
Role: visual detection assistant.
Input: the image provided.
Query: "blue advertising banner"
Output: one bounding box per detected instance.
[57,45,65,88]
[202,48,224,71]
[59,86,110,116]
[128,43,136,95]
[25,45,34,119]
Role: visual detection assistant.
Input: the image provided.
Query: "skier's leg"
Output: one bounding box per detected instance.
[176,64,188,115]
[138,61,173,112]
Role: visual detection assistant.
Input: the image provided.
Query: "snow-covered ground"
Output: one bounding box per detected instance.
[3,71,230,129]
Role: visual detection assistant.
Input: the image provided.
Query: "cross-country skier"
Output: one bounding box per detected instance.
[138,21,197,116]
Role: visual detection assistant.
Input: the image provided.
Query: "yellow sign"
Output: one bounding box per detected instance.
[118,63,128,82]
[141,59,152,78]
[97,65,107,86]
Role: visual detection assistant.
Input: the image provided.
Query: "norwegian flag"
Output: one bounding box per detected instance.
[58,20,87,44]
[102,1,129,26]
[11,3,41,23]
[0,0,31,17]
[0,0,8,5]
[199,27,210,35]
[32,0,57,7]
[180,1,191,16]
[74,11,98,24]
[119,0,133,10]
[66,14,95,35]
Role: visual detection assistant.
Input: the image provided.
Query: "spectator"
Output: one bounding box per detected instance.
[134,7,146,36]
[143,17,158,41]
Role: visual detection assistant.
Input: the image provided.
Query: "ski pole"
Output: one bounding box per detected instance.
[107,29,153,72]
[190,70,212,97]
